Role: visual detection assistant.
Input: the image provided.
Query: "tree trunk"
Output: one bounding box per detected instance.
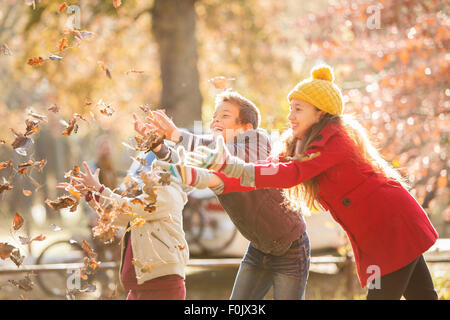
[152,0,203,128]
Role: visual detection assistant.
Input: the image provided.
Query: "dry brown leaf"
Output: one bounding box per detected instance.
[24,119,40,136]
[61,118,78,136]
[208,76,235,90]
[45,196,78,211]
[0,178,13,194]
[10,248,25,267]
[48,103,60,113]
[8,274,34,291]
[0,242,16,260]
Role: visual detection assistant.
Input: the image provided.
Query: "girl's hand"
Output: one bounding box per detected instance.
[71,161,102,192]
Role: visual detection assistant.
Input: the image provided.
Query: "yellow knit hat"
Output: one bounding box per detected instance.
[287,65,344,115]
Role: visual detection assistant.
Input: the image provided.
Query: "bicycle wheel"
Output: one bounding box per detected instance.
[35,240,85,298]
[196,208,238,256]
[182,203,205,244]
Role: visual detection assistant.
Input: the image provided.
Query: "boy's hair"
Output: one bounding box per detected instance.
[215,91,261,129]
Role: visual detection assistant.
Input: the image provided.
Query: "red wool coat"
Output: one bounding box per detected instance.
[221,123,438,287]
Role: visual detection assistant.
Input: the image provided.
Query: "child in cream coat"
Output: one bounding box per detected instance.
[59,154,208,299]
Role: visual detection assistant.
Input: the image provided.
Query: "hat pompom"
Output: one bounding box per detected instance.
[311,65,334,82]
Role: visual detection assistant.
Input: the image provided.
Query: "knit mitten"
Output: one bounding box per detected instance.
[151,146,210,189]
[185,136,246,179]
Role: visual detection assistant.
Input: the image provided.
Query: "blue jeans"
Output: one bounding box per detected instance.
[230,232,310,300]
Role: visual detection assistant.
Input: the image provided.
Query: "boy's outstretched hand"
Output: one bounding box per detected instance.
[145,110,182,144]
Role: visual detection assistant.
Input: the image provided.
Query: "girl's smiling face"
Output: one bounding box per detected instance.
[210,102,251,143]
[288,99,325,139]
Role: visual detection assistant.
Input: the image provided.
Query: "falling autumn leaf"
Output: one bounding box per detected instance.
[208,76,235,90]
[0,242,16,260]
[8,274,34,291]
[0,160,13,171]
[139,104,151,113]
[45,196,78,211]
[27,56,45,66]
[125,69,144,75]
[124,218,146,234]
[11,128,34,156]
[10,248,25,267]
[48,103,60,113]
[57,37,68,53]
[28,111,48,122]
[50,223,62,232]
[83,256,99,275]
[23,190,33,197]
[1,43,13,56]
[49,54,63,61]
[81,241,98,258]
[0,178,13,194]
[59,2,67,13]
[113,0,122,9]
[12,213,24,231]
[24,119,39,136]
[61,118,79,136]
[97,61,112,79]
[19,234,46,245]
[65,185,82,200]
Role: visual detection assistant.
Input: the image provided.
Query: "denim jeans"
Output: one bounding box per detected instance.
[230,232,310,300]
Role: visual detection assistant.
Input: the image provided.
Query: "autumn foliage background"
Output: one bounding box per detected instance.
[0,0,449,298]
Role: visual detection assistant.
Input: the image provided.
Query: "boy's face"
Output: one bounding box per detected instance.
[210,102,251,143]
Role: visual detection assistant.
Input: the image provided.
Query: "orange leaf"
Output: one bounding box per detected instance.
[0,160,13,171]
[59,2,67,13]
[57,38,68,53]
[81,240,98,258]
[23,190,32,197]
[12,213,24,231]
[113,0,122,8]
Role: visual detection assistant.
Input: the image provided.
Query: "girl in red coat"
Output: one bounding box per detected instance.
[171,65,439,300]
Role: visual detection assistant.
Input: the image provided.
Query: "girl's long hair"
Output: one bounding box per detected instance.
[276,112,409,214]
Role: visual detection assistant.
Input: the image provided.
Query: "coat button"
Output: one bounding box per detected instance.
[342,198,351,206]
[315,135,323,141]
